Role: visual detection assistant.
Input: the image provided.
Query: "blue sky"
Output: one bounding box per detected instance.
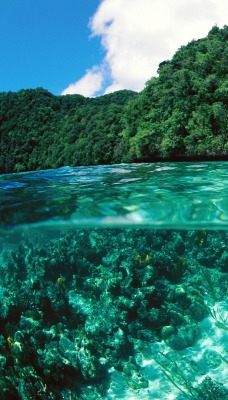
[0,0,101,94]
[0,0,227,97]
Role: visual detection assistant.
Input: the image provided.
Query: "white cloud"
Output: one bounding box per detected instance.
[61,66,104,97]
[62,0,227,96]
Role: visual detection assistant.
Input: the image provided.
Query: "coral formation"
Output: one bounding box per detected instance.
[0,228,227,398]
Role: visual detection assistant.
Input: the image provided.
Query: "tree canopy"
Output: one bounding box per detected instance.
[0,26,227,174]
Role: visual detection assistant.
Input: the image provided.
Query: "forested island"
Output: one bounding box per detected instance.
[0,25,227,174]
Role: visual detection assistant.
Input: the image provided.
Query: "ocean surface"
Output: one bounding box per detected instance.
[0,162,227,399]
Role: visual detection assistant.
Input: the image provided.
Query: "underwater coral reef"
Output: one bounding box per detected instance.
[0,229,227,399]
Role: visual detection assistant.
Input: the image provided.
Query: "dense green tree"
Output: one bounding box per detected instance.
[0,26,227,174]
[121,25,228,161]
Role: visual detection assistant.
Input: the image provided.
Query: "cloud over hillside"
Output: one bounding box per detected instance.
[62,0,227,96]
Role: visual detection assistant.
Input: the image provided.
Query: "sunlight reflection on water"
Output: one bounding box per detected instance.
[0,161,228,231]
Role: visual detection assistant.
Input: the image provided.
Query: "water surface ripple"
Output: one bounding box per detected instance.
[0,162,228,230]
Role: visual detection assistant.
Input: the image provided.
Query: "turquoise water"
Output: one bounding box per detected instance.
[1,162,228,230]
[0,162,227,399]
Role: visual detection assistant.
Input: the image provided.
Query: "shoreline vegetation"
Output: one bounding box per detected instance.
[0,25,227,174]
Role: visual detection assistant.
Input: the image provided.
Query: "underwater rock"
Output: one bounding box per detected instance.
[0,228,227,398]
[59,335,78,368]
[189,299,208,321]
[165,317,199,350]
[0,353,6,368]
[218,250,228,272]
[202,349,223,369]
[123,358,149,390]
[161,325,176,340]
[78,346,101,381]
[197,376,228,399]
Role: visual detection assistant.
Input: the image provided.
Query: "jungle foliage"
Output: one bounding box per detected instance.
[0,25,227,173]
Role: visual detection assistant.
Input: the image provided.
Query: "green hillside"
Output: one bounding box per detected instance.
[0,25,227,174]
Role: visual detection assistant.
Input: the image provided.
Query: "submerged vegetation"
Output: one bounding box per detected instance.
[0,25,227,174]
[0,228,227,398]
[155,352,228,400]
